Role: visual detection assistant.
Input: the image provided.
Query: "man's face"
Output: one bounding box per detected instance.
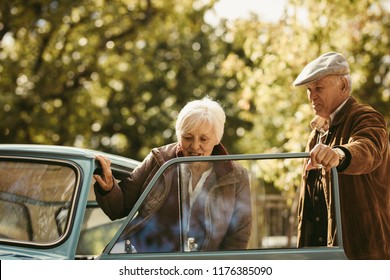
[306,75,345,118]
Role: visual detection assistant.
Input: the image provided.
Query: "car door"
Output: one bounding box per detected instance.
[98,152,347,260]
[0,153,84,259]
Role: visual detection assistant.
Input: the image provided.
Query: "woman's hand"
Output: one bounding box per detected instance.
[94,155,114,191]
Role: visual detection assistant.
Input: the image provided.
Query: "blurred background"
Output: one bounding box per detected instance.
[1,0,389,160]
[1,0,389,254]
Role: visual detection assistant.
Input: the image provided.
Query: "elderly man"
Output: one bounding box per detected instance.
[293,52,390,259]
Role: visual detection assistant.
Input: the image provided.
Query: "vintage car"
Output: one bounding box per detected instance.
[0,144,347,260]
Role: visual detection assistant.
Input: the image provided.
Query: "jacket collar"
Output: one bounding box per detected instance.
[331,96,356,126]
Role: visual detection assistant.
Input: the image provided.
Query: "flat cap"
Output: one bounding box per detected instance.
[293,52,350,86]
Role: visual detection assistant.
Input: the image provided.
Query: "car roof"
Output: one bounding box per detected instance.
[0,144,140,168]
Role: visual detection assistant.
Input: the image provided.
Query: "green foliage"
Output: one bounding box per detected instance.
[219,0,390,194]
[223,0,389,154]
[0,0,247,159]
[1,0,389,194]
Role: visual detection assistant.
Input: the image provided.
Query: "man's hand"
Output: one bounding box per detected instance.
[306,144,340,172]
[94,155,114,191]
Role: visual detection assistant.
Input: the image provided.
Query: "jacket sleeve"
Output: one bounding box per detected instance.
[341,108,388,175]
[94,153,157,220]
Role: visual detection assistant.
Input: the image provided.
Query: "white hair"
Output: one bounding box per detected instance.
[175,96,226,143]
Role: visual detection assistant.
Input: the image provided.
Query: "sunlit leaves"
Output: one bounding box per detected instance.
[217,0,389,195]
[0,0,388,163]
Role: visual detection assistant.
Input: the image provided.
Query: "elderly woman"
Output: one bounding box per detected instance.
[94,97,252,253]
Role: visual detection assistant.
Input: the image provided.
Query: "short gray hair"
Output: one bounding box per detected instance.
[175,96,226,143]
[332,74,352,95]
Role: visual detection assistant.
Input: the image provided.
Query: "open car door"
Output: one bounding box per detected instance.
[99,152,347,260]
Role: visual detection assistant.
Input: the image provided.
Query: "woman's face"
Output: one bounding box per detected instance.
[179,122,218,157]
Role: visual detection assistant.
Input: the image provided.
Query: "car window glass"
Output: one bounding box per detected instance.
[76,206,125,258]
[111,164,179,254]
[108,156,337,254]
[0,160,77,244]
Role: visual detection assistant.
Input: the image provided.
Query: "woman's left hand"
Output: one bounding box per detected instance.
[94,155,114,191]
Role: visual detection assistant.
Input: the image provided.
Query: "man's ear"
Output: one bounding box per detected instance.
[340,76,348,93]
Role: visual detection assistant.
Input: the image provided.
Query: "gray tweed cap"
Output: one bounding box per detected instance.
[293,52,350,86]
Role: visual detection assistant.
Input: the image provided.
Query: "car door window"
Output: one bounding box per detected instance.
[105,154,340,256]
[0,159,78,244]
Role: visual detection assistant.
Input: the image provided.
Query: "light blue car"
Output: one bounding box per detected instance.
[0,144,347,260]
